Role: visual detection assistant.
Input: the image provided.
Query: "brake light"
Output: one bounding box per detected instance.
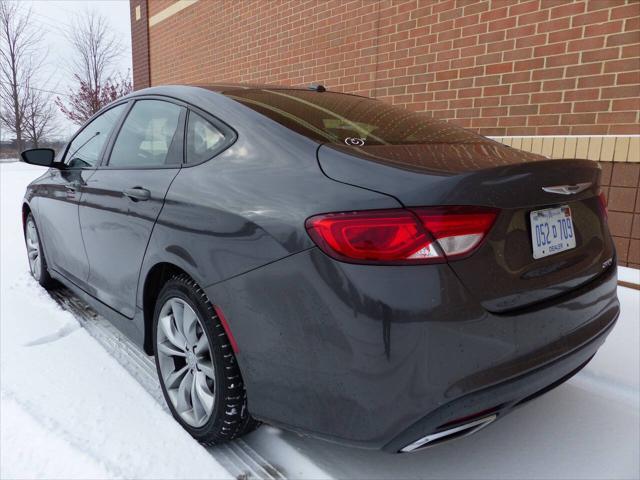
[598,191,608,221]
[412,206,499,260]
[305,206,498,265]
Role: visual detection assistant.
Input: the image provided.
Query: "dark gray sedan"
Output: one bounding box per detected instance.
[20,84,618,452]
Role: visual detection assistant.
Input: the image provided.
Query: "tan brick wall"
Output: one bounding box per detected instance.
[492,135,639,161]
[599,162,640,267]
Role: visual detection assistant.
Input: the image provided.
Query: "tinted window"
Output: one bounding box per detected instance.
[223,89,489,146]
[109,100,184,167]
[65,103,126,168]
[186,112,225,164]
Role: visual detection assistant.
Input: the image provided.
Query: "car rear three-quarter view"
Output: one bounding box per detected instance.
[20,85,619,453]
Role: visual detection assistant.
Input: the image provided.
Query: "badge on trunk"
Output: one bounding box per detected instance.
[541,182,592,195]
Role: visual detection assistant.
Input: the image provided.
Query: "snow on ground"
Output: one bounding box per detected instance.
[1,161,639,479]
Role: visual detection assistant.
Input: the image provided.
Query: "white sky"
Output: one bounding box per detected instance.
[21,0,132,139]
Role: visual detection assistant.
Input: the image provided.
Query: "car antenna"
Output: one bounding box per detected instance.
[308,83,326,92]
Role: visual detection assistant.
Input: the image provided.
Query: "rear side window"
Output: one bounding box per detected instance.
[223,89,489,147]
[186,112,225,164]
[109,100,184,167]
[65,103,127,168]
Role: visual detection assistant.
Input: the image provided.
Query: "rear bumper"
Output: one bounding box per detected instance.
[384,316,615,452]
[206,248,619,450]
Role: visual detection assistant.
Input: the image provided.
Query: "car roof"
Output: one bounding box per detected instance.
[128,83,324,97]
[125,83,368,102]
[195,83,315,93]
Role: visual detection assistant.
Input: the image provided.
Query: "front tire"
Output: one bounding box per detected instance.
[153,273,257,444]
[24,213,54,288]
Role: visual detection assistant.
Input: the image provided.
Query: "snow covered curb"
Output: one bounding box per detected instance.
[619,266,640,286]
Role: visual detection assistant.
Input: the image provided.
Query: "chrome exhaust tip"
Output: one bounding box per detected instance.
[400,414,497,453]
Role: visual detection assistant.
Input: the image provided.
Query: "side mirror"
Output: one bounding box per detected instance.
[21,148,56,167]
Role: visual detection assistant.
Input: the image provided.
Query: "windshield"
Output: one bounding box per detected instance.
[223,89,491,147]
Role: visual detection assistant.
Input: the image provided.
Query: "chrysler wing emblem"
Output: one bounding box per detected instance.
[542,182,592,195]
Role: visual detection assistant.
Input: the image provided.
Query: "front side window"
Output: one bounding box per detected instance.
[108,100,184,167]
[186,112,225,164]
[64,103,127,168]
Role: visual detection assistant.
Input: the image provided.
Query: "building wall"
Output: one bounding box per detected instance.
[129,0,640,265]
[135,0,639,136]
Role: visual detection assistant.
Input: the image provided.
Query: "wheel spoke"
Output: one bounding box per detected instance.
[194,371,215,412]
[195,332,209,353]
[182,306,199,346]
[199,360,215,380]
[190,373,207,423]
[159,314,186,349]
[157,340,186,357]
[163,364,189,389]
[176,370,193,413]
[170,299,186,337]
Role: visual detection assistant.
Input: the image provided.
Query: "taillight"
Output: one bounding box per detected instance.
[412,206,499,260]
[598,191,608,222]
[305,206,498,265]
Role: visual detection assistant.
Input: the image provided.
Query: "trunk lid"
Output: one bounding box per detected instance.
[318,143,615,312]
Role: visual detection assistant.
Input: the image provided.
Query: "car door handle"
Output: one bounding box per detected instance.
[64,181,81,190]
[123,187,150,201]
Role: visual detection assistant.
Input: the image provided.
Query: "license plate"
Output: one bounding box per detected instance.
[530,206,576,259]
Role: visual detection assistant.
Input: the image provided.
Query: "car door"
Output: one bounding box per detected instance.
[37,103,127,288]
[78,98,186,318]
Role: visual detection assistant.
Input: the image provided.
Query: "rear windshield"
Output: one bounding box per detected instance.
[223,89,490,147]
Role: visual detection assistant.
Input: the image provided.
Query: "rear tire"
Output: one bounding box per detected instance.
[152,273,258,445]
[24,213,54,288]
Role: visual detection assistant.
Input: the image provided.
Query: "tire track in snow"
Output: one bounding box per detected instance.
[48,287,288,480]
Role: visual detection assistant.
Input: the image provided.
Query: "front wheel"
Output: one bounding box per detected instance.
[153,274,258,444]
[24,213,54,288]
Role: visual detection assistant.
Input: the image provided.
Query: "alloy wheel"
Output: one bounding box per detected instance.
[26,219,41,281]
[156,297,216,427]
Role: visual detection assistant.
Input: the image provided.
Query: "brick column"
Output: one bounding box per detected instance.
[130,0,150,90]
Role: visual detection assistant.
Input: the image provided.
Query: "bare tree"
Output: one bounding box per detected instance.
[56,10,128,124]
[0,0,44,153]
[70,10,122,94]
[23,88,57,148]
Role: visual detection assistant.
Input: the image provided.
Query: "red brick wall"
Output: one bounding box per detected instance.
[142,0,640,136]
[130,1,150,90]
